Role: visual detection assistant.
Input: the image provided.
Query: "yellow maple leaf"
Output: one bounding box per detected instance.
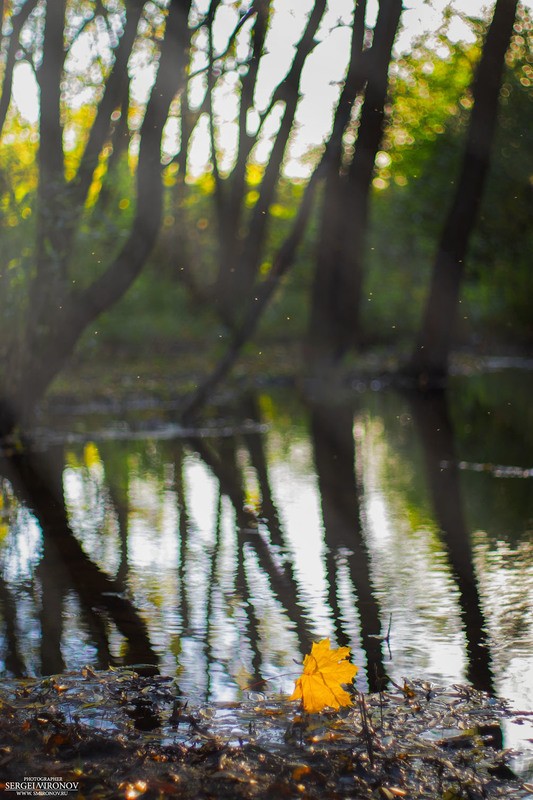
[289,638,358,713]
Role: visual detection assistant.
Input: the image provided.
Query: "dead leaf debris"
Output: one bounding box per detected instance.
[0,670,531,799]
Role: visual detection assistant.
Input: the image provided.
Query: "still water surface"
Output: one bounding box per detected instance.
[1,369,532,736]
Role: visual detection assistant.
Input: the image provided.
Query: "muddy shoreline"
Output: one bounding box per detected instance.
[1,670,532,799]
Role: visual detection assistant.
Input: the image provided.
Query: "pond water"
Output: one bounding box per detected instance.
[1,367,532,757]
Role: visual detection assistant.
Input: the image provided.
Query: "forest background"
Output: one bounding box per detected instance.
[0,0,531,432]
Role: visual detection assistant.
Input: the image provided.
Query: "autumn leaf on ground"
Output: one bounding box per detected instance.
[289,639,358,713]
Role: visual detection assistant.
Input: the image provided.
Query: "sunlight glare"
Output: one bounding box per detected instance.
[12,62,38,124]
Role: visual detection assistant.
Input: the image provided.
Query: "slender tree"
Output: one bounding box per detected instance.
[408,0,519,383]
[0,0,191,435]
[308,0,402,364]
[166,0,329,325]
[181,0,403,417]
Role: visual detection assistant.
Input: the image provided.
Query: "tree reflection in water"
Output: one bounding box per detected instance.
[309,401,387,691]
[0,382,530,708]
[1,446,158,675]
[407,389,494,694]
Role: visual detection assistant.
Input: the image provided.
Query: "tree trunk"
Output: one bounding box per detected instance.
[214,0,327,322]
[408,0,518,383]
[0,0,192,436]
[308,0,402,364]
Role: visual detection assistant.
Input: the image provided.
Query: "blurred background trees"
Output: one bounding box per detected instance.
[0,0,531,433]
[408,0,520,381]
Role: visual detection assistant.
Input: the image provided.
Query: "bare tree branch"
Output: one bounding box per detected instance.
[206,0,225,224]
[229,0,271,222]
[187,2,257,79]
[69,0,144,211]
[0,0,39,139]
[233,0,327,306]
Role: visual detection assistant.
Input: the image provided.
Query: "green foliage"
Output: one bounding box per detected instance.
[0,117,38,353]
[465,9,533,337]
[77,262,222,356]
[363,11,533,347]
[355,24,479,345]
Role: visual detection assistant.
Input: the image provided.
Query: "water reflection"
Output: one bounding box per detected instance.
[1,446,157,675]
[407,389,493,694]
[309,401,387,691]
[0,375,531,720]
